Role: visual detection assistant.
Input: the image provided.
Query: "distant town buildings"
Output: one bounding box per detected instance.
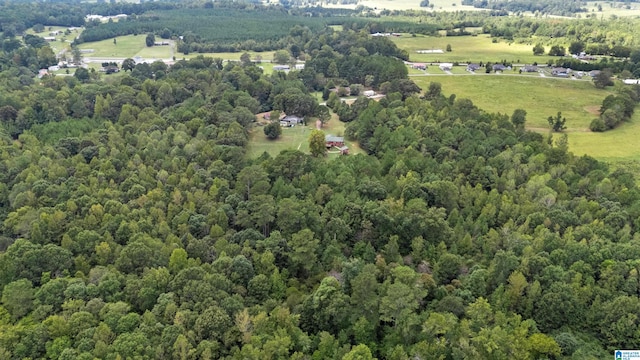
[85,14,128,22]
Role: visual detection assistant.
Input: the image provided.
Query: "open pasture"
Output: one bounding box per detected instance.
[322,0,479,11]
[77,35,172,59]
[393,34,555,64]
[567,111,640,161]
[411,74,611,130]
[183,51,275,62]
[584,1,640,17]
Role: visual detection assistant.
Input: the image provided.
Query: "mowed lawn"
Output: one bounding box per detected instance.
[393,34,556,64]
[247,114,363,158]
[411,74,611,130]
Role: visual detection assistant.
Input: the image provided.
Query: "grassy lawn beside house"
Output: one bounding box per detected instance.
[247,114,363,158]
[26,26,80,55]
[393,34,556,65]
[411,74,611,130]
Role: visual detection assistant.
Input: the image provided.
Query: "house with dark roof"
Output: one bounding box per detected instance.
[521,65,538,73]
[492,64,509,72]
[325,135,345,148]
[281,115,302,126]
[552,67,571,77]
[412,63,427,70]
[466,63,481,72]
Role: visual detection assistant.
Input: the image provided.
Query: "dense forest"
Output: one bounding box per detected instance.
[5,2,640,359]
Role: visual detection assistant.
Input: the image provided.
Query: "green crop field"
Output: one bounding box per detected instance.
[393,34,556,64]
[411,73,611,130]
[247,115,363,158]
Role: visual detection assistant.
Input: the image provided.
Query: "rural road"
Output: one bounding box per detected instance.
[409,72,592,82]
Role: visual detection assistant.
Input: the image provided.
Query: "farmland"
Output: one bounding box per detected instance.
[568,111,640,162]
[324,0,480,11]
[393,33,556,64]
[77,35,173,59]
[407,72,640,161]
[411,74,611,130]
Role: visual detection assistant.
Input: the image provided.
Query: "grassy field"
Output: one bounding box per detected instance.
[27,26,81,55]
[567,111,640,161]
[183,51,281,62]
[322,0,481,11]
[411,74,611,130]
[410,73,640,161]
[394,34,556,64]
[77,35,173,59]
[247,114,363,158]
[584,1,640,17]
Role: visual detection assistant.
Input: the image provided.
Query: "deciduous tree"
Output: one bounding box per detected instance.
[308,130,326,157]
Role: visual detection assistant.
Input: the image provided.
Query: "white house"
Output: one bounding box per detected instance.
[439,63,453,71]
